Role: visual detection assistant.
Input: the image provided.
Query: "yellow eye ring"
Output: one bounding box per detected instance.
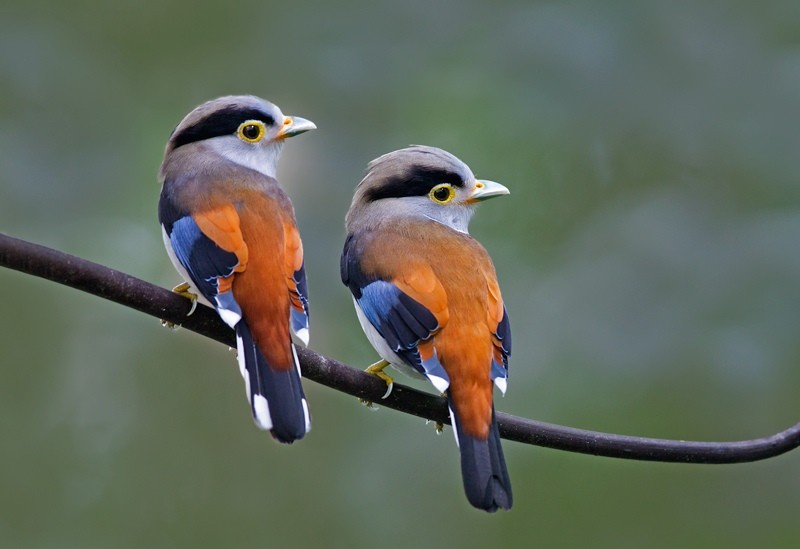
[237,120,266,143]
[429,183,456,204]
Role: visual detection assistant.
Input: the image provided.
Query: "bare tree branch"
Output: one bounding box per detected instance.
[2,231,799,464]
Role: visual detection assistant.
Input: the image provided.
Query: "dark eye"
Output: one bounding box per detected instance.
[429,183,456,204]
[237,120,266,143]
[243,125,260,139]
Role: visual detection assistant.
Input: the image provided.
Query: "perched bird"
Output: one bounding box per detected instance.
[158,95,315,443]
[341,145,513,511]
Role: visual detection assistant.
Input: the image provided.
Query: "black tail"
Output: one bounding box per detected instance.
[236,322,310,444]
[450,402,512,512]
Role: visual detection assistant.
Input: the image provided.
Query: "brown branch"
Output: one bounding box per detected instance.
[2,231,799,464]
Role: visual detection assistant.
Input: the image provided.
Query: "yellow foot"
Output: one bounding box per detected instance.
[426,415,445,434]
[160,281,199,328]
[359,359,394,407]
[426,391,446,433]
[435,390,448,433]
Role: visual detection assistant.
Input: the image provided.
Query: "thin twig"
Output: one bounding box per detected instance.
[1,231,799,464]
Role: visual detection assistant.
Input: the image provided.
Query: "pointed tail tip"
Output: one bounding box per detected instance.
[262,397,311,444]
[465,475,513,512]
[248,379,311,444]
[269,426,307,444]
[264,396,312,444]
[251,406,308,444]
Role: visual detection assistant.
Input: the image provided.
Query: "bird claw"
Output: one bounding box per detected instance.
[433,391,446,433]
[186,297,198,316]
[160,281,198,328]
[359,359,394,407]
[173,281,199,315]
[426,419,445,434]
[366,360,394,399]
[358,398,380,410]
[160,318,181,330]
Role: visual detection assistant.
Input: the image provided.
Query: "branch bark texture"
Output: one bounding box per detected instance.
[2,231,799,464]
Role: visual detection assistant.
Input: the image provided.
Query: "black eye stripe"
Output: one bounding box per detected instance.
[170,107,276,149]
[365,166,464,202]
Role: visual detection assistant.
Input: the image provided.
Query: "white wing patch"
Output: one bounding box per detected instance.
[217,302,242,328]
[426,374,450,394]
[292,326,310,347]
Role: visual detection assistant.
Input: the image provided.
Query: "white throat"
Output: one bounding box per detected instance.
[424,213,470,234]
[422,202,474,234]
[208,138,283,179]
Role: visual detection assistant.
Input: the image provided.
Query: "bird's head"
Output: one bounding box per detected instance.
[161,95,316,179]
[346,145,509,234]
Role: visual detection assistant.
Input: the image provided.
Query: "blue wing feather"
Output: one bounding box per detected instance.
[341,234,369,298]
[496,307,511,357]
[356,279,447,387]
[168,216,240,303]
[342,233,449,389]
[490,360,506,383]
[358,281,438,352]
[160,186,242,307]
[490,306,511,384]
[290,263,310,337]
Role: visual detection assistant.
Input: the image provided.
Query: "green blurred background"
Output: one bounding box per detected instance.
[2,0,799,547]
